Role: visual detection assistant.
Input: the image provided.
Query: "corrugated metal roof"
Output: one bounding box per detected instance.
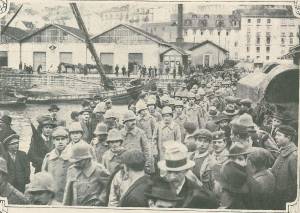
[1,26,29,41]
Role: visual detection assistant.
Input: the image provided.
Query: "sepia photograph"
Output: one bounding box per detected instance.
[0,0,299,212]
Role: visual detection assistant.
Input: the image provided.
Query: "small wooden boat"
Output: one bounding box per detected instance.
[0,92,27,107]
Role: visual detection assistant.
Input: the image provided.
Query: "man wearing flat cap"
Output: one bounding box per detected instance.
[48,104,66,127]
[271,125,298,210]
[158,142,218,209]
[28,115,57,173]
[2,133,30,193]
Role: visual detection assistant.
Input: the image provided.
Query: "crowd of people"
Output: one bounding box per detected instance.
[0,78,297,210]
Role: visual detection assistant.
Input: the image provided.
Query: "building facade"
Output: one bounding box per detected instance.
[238,8,300,62]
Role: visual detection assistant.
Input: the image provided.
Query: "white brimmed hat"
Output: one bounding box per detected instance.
[158,141,195,172]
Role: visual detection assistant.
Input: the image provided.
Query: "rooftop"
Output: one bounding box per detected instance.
[1,25,29,41]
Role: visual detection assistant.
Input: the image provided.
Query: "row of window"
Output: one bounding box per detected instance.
[247,44,292,54]
[182,30,233,36]
[247,18,271,24]
[248,36,293,45]
[247,56,270,60]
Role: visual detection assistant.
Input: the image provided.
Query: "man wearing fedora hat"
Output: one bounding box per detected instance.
[63,143,110,206]
[102,129,125,174]
[79,106,94,143]
[145,176,182,208]
[226,143,252,167]
[2,133,30,193]
[48,104,66,127]
[158,142,218,209]
[0,157,29,204]
[271,125,297,210]
[267,111,293,139]
[28,115,57,173]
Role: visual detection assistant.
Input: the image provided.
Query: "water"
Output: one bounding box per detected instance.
[2,103,126,153]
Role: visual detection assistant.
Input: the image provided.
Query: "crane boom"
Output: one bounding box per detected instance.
[1,5,23,35]
[70,3,114,90]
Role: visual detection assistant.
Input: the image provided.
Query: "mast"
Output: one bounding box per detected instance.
[70,3,114,90]
[1,5,23,35]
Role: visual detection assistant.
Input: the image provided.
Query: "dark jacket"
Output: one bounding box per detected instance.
[271,143,298,210]
[119,175,151,207]
[0,182,29,205]
[176,178,219,209]
[28,124,54,173]
[6,151,30,193]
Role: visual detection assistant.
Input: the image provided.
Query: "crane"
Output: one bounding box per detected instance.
[70,3,114,90]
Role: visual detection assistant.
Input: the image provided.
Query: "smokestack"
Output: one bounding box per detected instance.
[176,4,184,48]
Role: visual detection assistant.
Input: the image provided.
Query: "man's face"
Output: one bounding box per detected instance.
[213,139,226,153]
[82,112,90,121]
[30,191,53,205]
[231,155,247,167]
[272,118,282,128]
[49,110,58,119]
[53,136,69,151]
[147,105,155,112]
[105,118,116,128]
[162,114,172,124]
[195,137,210,153]
[175,106,183,114]
[139,109,147,117]
[219,120,229,128]
[148,199,177,208]
[125,119,136,130]
[275,131,290,147]
[42,125,54,137]
[188,98,195,106]
[106,101,112,110]
[98,134,107,142]
[164,170,186,189]
[108,140,122,153]
[95,112,104,120]
[70,131,82,143]
[74,158,90,169]
[7,138,19,153]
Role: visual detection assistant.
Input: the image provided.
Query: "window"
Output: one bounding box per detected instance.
[201,31,203,35]
[256,56,260,59]
[281,32,286,37]
[218,31,220,36]
[266,46,270,52]
[226,31,229,36]
[290,32,293,37]
[248,19,251,23]
[256,47,260,53]
[267,19,271,24]
[281,38,285,44]
[184,30,188,36]
[266,37,271,44]
[256,37,260,45]
[247,46,250,52]
[290,38,293,45]
[266,56,270,60]
[234,41,238,47]
[257,19,261,24]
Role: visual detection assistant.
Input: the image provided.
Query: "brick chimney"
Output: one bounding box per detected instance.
[176,4,184,48]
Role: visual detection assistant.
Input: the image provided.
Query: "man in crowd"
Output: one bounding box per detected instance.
[158,142,218,208]
[271,125,298,210]
[63,143,110,206]
[26,172,61,205]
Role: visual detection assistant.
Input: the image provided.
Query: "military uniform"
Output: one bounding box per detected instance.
[42,148,71,202]
[136,114,156,140]
[63,162,110,206]
[0,182,29,204]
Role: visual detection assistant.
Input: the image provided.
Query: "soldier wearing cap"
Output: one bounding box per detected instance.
[136,101,156,141]
[173,100,187,142]
[2,133,30,193]
[91,123,109,163]
[210,131,229,168]
[271,125,297,210]
[158,142,218,208]
[152,106,181,161]
[121,110,154,174]
[184,92,205,129]
[104,109,118,131]
[63,143,110,206]
[26,172,61,205]
[28,115,57,173]
[0,157,29,204]
[102,129,125,174]
[147,97,162,122]
[66,122,96,161]
[239,98,256,120]
[79,106,94,143]
[42,126,70,202]
[189,129,214,190]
